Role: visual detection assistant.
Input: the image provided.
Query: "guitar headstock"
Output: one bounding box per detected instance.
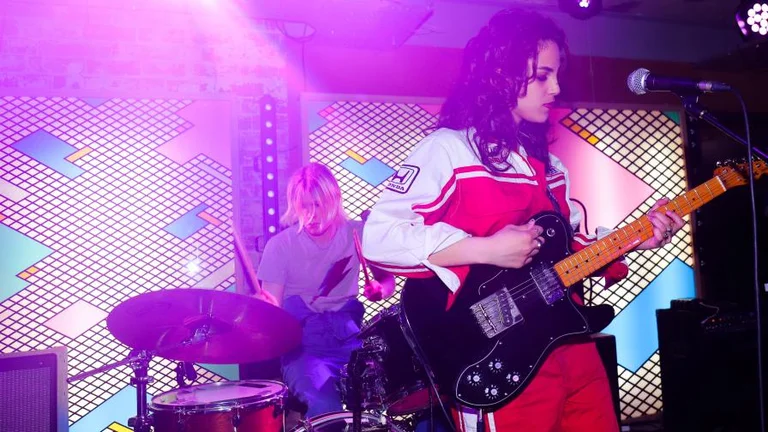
[714,158,768,189]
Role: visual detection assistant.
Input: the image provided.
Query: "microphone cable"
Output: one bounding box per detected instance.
[731,89,766,432]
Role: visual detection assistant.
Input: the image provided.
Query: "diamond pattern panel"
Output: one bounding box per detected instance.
[44,300,109,339]
[0,96,235,425]
[562,108,691,420]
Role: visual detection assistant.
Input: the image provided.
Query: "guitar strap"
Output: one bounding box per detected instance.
[542,163,563,216]
[545,184,562,216]
[518,130,563,216]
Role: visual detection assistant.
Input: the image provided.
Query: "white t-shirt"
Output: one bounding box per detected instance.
[257,219,363,313]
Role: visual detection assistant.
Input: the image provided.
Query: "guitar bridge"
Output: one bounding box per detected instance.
[470,289,523,338]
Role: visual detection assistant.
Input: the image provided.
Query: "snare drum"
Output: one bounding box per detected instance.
[150,380,285,432]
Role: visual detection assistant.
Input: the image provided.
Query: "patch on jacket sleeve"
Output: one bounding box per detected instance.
[385,164,420,194]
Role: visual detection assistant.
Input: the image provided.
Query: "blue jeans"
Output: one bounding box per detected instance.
[281,296,364,419]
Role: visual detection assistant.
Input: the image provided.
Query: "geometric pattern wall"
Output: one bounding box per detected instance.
[0,96,237,429]
[302,97,694,421]
[559,108,695,420]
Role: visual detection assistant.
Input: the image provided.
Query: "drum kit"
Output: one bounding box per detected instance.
[67,289,447,432]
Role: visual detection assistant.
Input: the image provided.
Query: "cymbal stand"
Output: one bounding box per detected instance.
[67,321,212,385]
[68,349,154,432]
[128,350,153,432]
[66,325,214,432]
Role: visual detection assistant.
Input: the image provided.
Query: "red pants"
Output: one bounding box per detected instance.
[453,341,619,432]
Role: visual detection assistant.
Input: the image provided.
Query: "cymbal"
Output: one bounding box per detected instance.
[107,289,301,364]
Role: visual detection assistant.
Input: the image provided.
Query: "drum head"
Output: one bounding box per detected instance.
[290,412,404,432]
[358,305,400,339]
[150,380,286,413]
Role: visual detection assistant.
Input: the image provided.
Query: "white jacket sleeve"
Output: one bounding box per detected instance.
[362,132,471,292]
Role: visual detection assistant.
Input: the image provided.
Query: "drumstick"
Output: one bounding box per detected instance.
[233,226,263,296]
[353,229,372,285]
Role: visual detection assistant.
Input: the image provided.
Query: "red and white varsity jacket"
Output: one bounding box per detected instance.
[362,128,628,296]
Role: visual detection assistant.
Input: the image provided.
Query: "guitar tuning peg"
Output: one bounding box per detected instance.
[715,160,723,167]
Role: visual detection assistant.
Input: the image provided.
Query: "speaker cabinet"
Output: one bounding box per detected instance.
[0,346,68,432]
[592,332,621,425]
[657,306,760,432]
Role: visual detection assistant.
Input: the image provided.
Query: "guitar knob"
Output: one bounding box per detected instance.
[488,360,504,373]
[484,385,500,400]
[506,372,522,386]
[465,372,483,386]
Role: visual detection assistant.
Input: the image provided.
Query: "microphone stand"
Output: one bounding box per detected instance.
[679,95,767,160]
[678,92,766,432]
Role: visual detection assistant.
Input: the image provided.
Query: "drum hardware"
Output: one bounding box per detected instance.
[67,289,301,432]
[295,418,316,432]
[345,304,444,416]
[289,411,409,432]
[67,335,212,432]
[68,309,246,431]
[175,361,198,388]
[127,350,153,432]
[347,349,365,432]
[67,349,155,432]
[361,335,387,354]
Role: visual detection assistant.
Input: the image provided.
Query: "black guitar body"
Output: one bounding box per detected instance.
[399,212,615,411]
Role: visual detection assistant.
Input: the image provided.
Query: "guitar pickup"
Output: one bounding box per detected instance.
[531,265,565,305]
[470,289,524,338]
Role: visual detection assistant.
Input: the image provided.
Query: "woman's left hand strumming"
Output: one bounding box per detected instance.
[637,198,686,250]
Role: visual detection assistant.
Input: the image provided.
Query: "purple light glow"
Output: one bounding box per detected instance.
[737,1,768,37]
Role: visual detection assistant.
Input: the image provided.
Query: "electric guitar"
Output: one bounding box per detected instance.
[399,159,767,411]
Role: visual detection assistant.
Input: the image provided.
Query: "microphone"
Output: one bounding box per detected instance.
[627,68,731,95]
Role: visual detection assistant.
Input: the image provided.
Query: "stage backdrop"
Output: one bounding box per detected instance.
[301,94,696,421]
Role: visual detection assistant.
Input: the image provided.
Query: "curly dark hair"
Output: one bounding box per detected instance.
[437,8,568,172]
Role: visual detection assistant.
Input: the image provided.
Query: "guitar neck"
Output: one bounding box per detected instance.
[555,175,727,287]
